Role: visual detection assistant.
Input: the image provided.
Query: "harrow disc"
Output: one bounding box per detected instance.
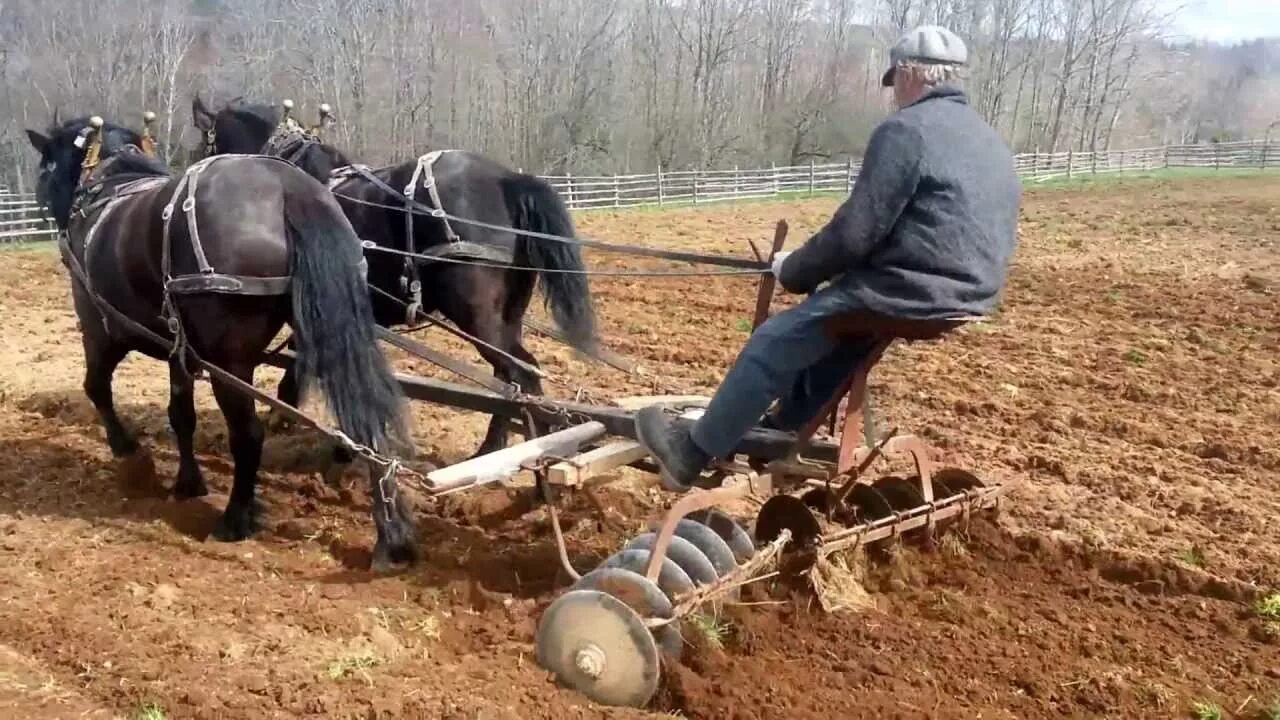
[672,519,738,578]
[755,494,822,548]
[687,509,756,563]
[626,533,719,587]
[572,567,683,657]
[601,548,696,600]
[536,589,659,708]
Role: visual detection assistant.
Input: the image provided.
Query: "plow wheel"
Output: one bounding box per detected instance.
[626,533,719,586]
[687,508,755,562]
[536,590,660,707]
[600,548,696,600]
[755,494,823,548]
[536,510,756,707]
[572,568,682,657]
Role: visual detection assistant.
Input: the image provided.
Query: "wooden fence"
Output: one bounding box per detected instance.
[542,139,1278,210]
[0,188,56,243]
[1,140,1275,242]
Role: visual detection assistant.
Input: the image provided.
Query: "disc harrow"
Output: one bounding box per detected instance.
[283,219,1011,709]
[535,497,772,707]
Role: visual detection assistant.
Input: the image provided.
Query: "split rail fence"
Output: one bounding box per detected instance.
[1,140,1275,241]
[542,140,1278,210]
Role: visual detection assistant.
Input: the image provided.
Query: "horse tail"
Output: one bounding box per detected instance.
[284,184,409,453]
[501,174,598,352]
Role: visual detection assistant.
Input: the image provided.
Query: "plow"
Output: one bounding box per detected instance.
[62,107,1007,710]
[288,218,1009,707]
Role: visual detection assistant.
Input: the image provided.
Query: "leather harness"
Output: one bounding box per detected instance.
[328,151,515,324]
[71,153,308,372]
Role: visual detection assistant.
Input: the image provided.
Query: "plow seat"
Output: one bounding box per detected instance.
[793,311,985,475]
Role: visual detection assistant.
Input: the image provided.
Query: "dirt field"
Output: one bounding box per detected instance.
[0,174,1277,719]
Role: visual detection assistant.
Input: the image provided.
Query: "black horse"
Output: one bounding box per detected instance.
[26,116,418,568]
[191,96,597,457]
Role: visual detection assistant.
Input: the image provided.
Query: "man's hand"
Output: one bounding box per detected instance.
[770,250,793,280]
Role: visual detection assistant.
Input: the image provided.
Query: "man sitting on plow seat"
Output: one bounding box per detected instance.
[636,25,1022,492]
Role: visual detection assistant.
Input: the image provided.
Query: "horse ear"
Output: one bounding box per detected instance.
[26,129,50,153]
[192,94,215,131]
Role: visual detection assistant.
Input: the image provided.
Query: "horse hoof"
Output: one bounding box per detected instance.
[211,508,259,542]
[172,474,209,500]
[371,540,418,572]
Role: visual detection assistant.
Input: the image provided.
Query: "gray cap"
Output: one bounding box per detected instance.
[882,25,967,87]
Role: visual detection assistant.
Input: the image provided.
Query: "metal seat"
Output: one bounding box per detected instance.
[793,311,983,475]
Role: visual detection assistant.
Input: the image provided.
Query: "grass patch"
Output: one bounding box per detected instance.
[132,704,167,720]
[734,317,752,332]
[685,612,732,651]
[1266,699,1280,720]
[1255,592,1280,620]
[325,646,383,682]
[1028,167,1279,190]
[1190,700,1222,720]
[1123,348,1148,366]
[1175,547,1205,567]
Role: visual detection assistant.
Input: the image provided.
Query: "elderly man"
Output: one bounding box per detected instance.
[635,25,1022,491]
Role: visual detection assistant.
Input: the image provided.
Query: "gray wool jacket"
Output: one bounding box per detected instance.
[779,85,1021,320]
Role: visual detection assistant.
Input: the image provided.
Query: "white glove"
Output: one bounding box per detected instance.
[770,250,793,279]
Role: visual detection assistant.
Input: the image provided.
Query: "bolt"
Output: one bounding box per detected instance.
[574,644,606,679]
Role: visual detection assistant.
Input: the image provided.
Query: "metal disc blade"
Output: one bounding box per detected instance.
[536,589,660,708]
[688,508,756,563]
[673,519,737,578]
[626,533,719,587]
[601,548,695,601]
[573,568,683,657]
[931,467,983,498]
[755,494,822,547]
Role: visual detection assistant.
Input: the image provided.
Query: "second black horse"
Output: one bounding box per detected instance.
[192,97,598,457]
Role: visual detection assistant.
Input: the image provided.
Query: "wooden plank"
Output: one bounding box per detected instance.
[426,421,607,492]
[611,394,709,411]
[546,440,647,487]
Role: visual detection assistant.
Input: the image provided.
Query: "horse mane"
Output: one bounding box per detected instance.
[100,146,170,177]
[48,118,167,179]
[225,99,280,136]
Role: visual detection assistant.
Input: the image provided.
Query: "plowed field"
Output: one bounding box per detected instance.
[0,174,1276,719]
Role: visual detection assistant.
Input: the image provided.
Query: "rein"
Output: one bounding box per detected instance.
[328,190,768,272]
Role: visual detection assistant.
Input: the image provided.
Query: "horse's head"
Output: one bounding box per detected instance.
[26,116,143,228]
[192,94,278,155]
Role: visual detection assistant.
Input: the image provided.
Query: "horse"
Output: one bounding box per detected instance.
[191,96,598,458]
[26,116,418,569]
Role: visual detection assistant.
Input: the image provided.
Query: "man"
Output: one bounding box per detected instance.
[635,25,1022,491]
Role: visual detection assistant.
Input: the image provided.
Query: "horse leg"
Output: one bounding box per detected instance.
[83,339,139,458]
[210,364,265,541]
[168,358,207,499]
[469,320,529,456]
[268,340,300,432]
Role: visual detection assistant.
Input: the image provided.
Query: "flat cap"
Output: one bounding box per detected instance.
[882,25,967,87]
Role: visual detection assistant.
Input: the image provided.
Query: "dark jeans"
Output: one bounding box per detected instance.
[689,284,874,458]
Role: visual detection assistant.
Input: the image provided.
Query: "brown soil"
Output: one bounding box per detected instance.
[0,174,1277,719]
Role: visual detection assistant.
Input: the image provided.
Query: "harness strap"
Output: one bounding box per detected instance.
[166,274,292,296]
[56,232,396,469]
[419,150,460,243]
